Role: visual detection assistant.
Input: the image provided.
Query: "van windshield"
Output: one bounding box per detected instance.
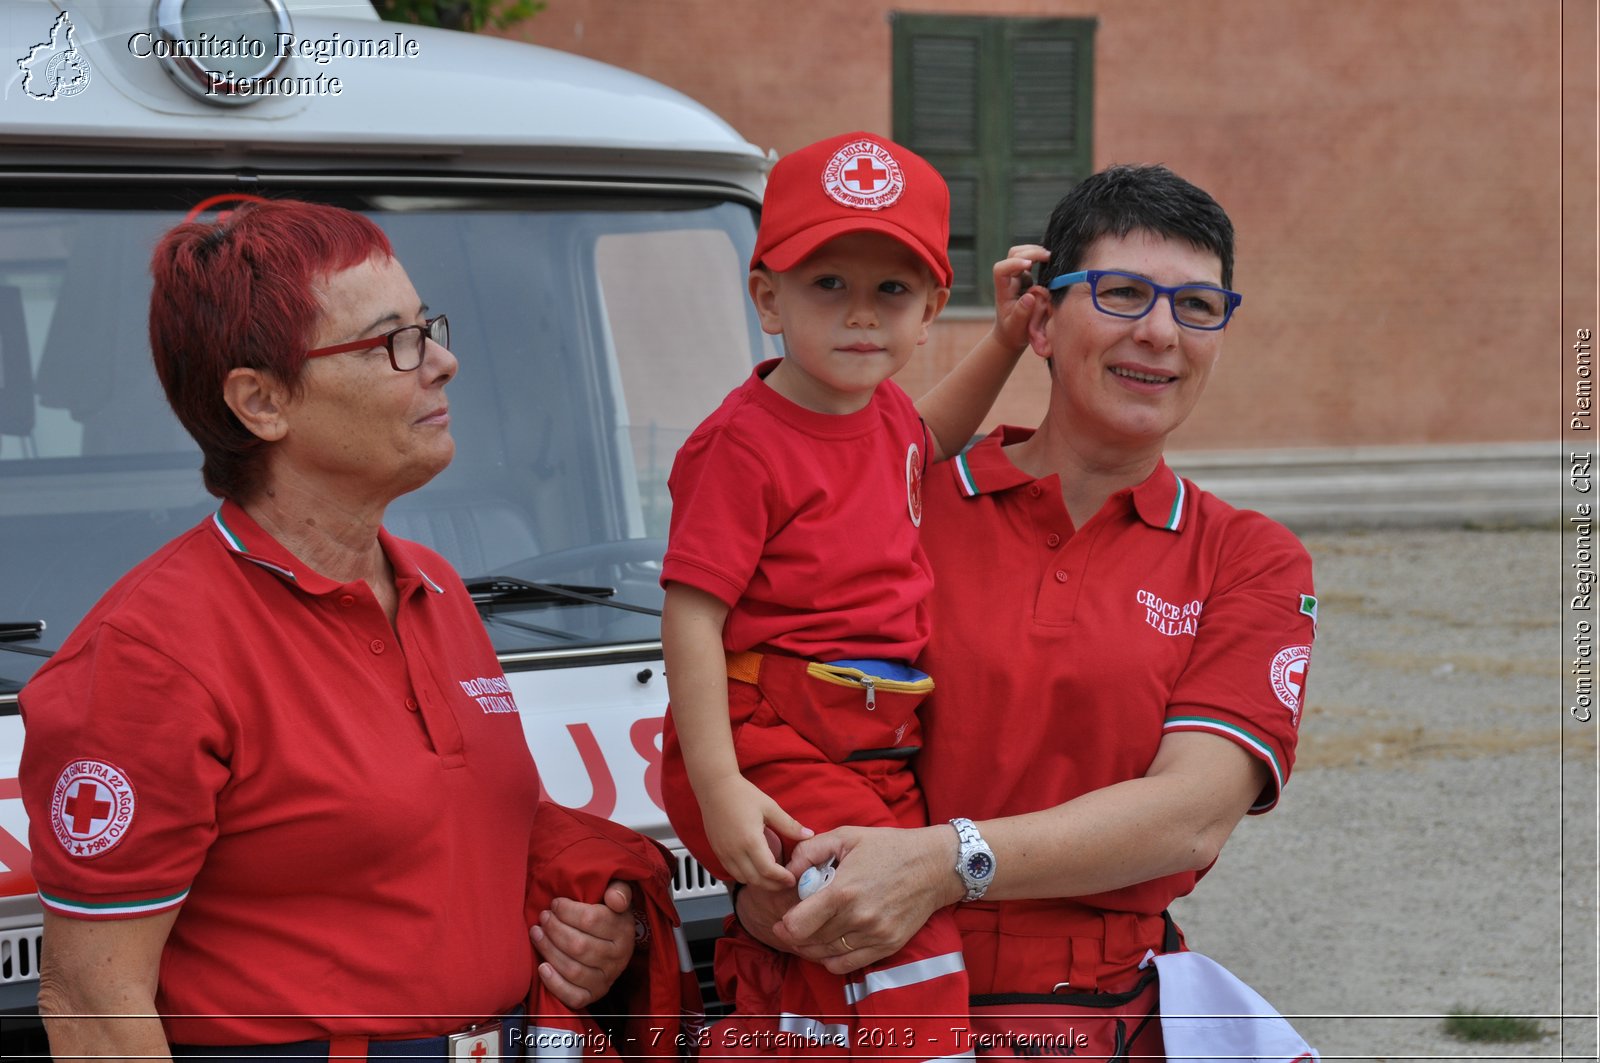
[0,190,770,693]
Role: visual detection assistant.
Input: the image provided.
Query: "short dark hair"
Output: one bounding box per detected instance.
[1036,164,1235,295]
[148,199,392,500]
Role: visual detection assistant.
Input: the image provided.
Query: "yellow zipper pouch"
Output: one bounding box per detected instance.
[727,651,933,763]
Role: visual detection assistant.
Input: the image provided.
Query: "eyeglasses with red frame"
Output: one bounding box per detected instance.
[304,314,449,371]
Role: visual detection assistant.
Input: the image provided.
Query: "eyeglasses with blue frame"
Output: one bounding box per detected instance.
[1047,270,1241,331]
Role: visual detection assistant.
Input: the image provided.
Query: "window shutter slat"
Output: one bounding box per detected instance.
[894,15,1095,305]
[1011,38,1079,153]
[947,175,978,241]
[1010,172,1078,247]
[946,174,980,300]
[908,35,979,152]
[947,247,980,304]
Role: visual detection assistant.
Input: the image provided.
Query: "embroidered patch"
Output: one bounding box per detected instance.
[1136,588,1203,637]
[1299,593,1318,626]
[459,674,519,714]
[906,442,924,527]
[50,760,136,859]
[822,139,905,210]
[1269,645,1312,724]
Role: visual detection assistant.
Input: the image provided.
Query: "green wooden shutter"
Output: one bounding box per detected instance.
[893,15,1095,306]
[894,17,984,305]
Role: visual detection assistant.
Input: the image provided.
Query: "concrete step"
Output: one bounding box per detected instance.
[1166,441,1562,530]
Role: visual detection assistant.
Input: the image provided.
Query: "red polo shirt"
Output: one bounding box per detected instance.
[661,360,933,662]
[19,501,540,1044]
[917,428,1316,989]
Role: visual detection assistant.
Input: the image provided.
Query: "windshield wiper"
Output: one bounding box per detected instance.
[465,577,662,618]
[0,620,54,658]
[2,620,46,641]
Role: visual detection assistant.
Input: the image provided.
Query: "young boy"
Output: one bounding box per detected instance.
[660,131,1040,1051]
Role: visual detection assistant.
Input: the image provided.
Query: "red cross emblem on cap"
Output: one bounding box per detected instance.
[842,155,890,195]
[823,139,905,210]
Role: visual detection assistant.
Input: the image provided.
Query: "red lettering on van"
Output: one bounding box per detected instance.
[537,724,617,819]
[630,717,665,813]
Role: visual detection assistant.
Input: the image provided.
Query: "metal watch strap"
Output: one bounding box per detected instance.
[949,816,996,901]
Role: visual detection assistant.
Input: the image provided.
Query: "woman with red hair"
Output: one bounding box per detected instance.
[19,199,651,1060]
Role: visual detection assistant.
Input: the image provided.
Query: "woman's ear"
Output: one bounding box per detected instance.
[1026,293,1056,362]
[223,367,289,442]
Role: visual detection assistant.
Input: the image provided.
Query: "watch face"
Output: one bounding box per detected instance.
[966,852,994,881]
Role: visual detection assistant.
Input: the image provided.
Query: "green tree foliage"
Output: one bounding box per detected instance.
[371,0,543,33]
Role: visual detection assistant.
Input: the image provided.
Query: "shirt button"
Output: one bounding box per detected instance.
[338,594,356,608]
[404,697,419,712]
[1029,484,1043,498]
[1046,533,1062,548]
[370,639,385,654]
[1055,569,1069,583]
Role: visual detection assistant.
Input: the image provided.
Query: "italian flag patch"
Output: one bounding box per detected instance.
[1298,594,1318,625]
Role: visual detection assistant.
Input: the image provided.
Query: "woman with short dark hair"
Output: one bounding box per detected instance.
[732,165,1317,1061]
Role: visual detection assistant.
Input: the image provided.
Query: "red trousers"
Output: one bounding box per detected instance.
[663,654,970,1060]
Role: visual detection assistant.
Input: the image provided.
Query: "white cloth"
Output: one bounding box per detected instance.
[1151,951,1319,1063]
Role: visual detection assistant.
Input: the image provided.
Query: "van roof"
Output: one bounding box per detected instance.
[2,0,769,191]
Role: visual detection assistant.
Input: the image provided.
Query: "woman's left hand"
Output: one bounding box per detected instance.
[772,824,960,974]
[532,879,635,1008]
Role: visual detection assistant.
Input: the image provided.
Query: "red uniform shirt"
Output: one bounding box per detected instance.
[917,428,1317,991]
[661,360,933,662]
[19,501,540,1045]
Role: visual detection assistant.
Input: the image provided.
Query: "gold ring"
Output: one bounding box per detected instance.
[838,934,852,952]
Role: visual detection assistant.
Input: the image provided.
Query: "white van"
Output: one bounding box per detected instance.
[0,0,768,1018]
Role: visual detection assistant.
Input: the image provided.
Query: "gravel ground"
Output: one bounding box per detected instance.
[1170,526,1598,1063]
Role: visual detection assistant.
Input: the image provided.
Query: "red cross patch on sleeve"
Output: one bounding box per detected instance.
[49,760,137,859]
[1269,646,1312,726]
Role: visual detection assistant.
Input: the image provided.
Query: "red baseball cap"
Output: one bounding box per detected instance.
[751,131,953,287]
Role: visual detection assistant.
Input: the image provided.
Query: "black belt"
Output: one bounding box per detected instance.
[842,744,921,762]
[170,1005,527,1062]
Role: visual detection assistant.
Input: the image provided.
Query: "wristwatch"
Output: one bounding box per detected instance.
[948,817,996,901]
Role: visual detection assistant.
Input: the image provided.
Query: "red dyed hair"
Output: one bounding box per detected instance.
[148,198,393,500]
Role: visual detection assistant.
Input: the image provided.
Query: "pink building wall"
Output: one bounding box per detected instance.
[505,0,1573,451]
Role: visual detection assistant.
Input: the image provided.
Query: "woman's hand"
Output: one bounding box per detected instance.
[532,879,635,1009]
[770,824,963,974]
[991,244,1051,354]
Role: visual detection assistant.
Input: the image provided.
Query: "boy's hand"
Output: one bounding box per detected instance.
[992,244,1051,354]
[702,774,812,888]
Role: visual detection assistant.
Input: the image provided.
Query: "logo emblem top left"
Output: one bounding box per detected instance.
[17,12,93,101]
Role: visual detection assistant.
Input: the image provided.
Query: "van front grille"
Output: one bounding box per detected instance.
[670,847,726,901]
